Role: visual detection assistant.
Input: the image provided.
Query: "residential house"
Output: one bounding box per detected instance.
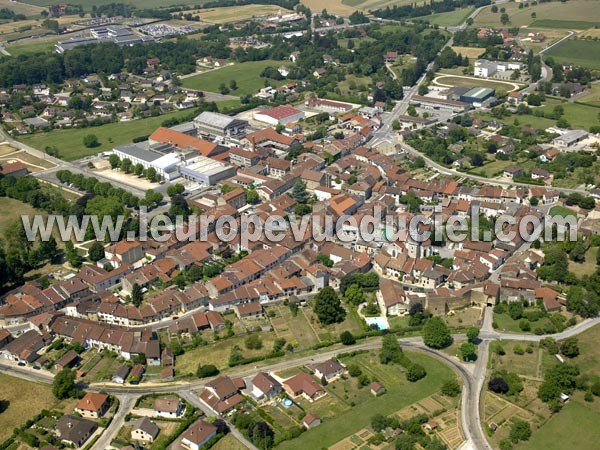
[154,397,185,418]
[180,419,217,450]
[251,372,282,401]
[75,393,110,419]
[283,372,326,402]
[56,415,97,447]
[309,359,346,382]
[131,417,160,443]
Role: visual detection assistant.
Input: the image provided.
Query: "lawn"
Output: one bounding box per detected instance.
[180,5,290,24]
[6,40,56,56]
[531,19,598,29]
[0,374,56,441]
[17,108,196,161]
[211,434,248,450]
[493,311,553,334]
[182,60,284,97]
[569,246,599,278]
[519,400,600,450]
[576,82,600,107]
[174,331,278,375]
[489,340,542,379]
[471,158,514,178]
[0,197,39,236]
[277,350,454,450]
[570,323,600,377]
[414,7,474,27]
[549,205,577,218]
[545,39,600,70]
[472,0,600,28]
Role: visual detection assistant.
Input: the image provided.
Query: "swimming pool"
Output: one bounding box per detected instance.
[365,316,389,330]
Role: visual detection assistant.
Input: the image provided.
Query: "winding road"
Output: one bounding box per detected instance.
[3,311,600,450]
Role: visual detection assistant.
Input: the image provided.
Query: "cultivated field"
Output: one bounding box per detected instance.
[22,0,209,9]
[0,0,45,16]
[416,7,474,27]
[177,5,290,24]
[182,60,284,96]
[451,46,485,59]
[300,0,423,16]
[546,39,600,70]
[472,0,600,28]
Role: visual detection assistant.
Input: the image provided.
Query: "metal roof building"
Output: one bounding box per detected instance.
[194,111,248,138]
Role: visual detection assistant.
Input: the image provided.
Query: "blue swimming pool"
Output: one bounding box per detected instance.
[365,316,389,330]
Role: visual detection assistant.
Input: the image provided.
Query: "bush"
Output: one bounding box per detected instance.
[509,418,531,443]
[513,345,525,355]
[406,364,427,382]
[488,377,509,394]
[83,134,99,148]
[197,364,219,378]
[340,331,356,345]
[441,379,461,397]
[245,334,263,350]
[348,364,362,377]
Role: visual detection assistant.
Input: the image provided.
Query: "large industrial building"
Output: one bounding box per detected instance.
[194,111,248,138]
[178,156,236,185]
[112,142,188,181]
[55,25,154,53]
[459,87,495,106]
[253,105,305,125]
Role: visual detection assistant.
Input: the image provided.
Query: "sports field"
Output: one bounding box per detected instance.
[178,5,290,24]
[182,60,284,96]
[433,74,521,92]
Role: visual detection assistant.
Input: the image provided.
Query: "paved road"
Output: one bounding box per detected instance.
[91,395,137,450]
[2,314,600,449]
[180,391,258,450]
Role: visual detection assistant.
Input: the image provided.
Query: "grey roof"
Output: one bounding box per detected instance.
[114,143,162,163]
[170,122,196,134]
[132,417,160,439]
[56,415,97,444]
[556,129,588,143]
[195,111,246,130]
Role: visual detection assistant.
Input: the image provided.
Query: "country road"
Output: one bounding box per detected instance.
[2,313,600,449]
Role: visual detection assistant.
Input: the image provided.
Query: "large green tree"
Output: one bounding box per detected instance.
[423,316,452,349]
[52,368,78,399]
[312,287,346,325]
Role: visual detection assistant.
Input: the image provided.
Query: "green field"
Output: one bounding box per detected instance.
[472,0,600,28]
[22,0,208,9]
[6,40,56,56]
[415,7,474,27]
[182,60,284,96]
[546,39,600,70]
[277,350,454,450]
[531,19,599,29]
[17,108,196,161]
[520,401,600,450]
[576,82,600,107]
[549,205,577,218]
